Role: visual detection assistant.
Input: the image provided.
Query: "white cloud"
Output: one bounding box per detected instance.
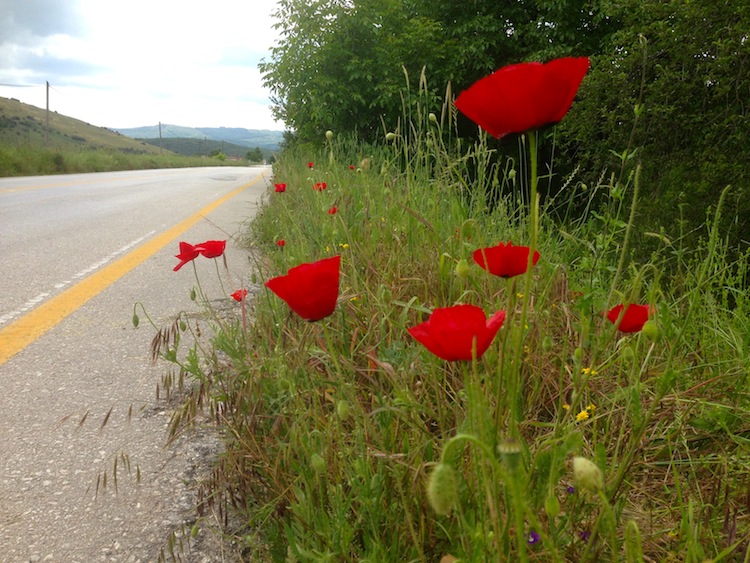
[0,0,284,130]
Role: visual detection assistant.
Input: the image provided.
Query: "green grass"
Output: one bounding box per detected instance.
[0,96,254,176]
[146,115,750,561]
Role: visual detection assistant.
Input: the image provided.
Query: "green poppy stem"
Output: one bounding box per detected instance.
[507,131,539,437]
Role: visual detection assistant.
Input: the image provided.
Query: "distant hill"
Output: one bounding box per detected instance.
[116,125,284,151]
[0,97,166,155]
[137,137,274,160]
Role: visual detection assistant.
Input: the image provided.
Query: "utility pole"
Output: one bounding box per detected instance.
[45,81,50,145]
[159,121,163,154]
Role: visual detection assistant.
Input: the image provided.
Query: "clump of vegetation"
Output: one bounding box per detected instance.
[145,67,750,559]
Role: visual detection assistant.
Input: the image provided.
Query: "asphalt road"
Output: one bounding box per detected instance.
[0,166,270,561]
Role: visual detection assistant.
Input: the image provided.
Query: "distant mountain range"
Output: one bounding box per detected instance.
[115,125,284,151]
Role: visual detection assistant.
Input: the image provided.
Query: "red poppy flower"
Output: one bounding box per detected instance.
[231,289,248,302]
[274,183,287,192]
[408,304,506,361]
[455,57,590,139]
[606,304,651,333]
[173,241,201,271]
[196,240,226,258]
[472,241,540,278]
[307,162,314,168]
[276,239,285,247]
[265,255,341,321]
[313,182,327,191]
[328,206,337,215]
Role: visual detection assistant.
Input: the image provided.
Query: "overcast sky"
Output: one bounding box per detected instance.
[0,0,284,130]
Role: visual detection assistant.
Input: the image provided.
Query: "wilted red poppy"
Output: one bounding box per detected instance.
[231,289,248,302]
[473,241,540,278]
[307,162,314,168]
[606,304,651,333]
[313,182,327,191]
[349,165,355,170]
[274,183,287,192]
[266,255,341,321]
[328,206,338,215]
[173,241,200,271]
[196,240,226,258]
[455,57,590,139]
[408,304,506,361]
[276,239,285,248]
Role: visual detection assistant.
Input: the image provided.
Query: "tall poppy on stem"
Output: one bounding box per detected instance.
[173,242,200,271]
[606,304,651,333]
[473,241,540,278]
[455,57,590,140]
[231,289,248,302]
[196,240,226,258]
[313,182,327,191]
[408,304,506,361]
[266,255,341,321]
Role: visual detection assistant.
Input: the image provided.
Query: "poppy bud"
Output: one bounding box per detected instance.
[641,320,660,341]
[542,335,554,352]
[621,345,635,363]
[508,169,517,183]
[378,285,393,305]
[311,453,326,474]
[336,400,351,420]
[498,438,522,472]
[427,463,458,515]
[132,313,139,328]
[572,456,604,492]
[455,258,470,279]
[385,132,397,142]
[428,112,438,123]
[545,493,561,518]
[190,288,197,301]
[325,130,334,141]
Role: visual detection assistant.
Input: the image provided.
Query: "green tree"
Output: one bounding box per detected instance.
[247,147,264,162]
[259,0,613,144]
[559,0,750,240]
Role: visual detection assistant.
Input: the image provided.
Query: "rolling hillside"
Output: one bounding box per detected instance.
[138,137,273,159]
[115,124,283,151]
[0,96,165,154]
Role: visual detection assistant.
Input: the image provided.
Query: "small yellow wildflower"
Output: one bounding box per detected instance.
[586,403,596,413]
[581,367,598,376]
[576,410,590,422]
[339,243,350,249]
[325,245,331,252]
[516,292,524,299]
[562,403,571,411]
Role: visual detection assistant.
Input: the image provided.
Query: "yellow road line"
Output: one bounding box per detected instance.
[0,171,267,367]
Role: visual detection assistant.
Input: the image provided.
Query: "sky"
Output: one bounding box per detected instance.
[0,0,285,130]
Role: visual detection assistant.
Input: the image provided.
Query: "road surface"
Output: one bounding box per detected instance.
[0,166,269,561]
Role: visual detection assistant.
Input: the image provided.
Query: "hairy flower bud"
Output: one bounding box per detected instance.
[385,132,397,142]
[336,399,351,420]
[641,320,661,341]
[572,456,604,492]
[325,130,334,141]
[427,463,458,515]
[455,258,470,279]
[311,453,326,474]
